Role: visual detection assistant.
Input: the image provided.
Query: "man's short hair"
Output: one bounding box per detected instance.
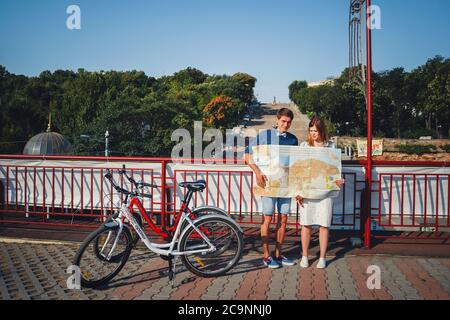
[277,108,294,120]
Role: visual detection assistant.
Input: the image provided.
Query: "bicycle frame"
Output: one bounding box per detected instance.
[78,169,243,287]
[126,195,193,239]
[103,199,217,258]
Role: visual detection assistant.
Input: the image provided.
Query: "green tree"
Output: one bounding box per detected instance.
[0,64,250,156]
[288,80,307,101]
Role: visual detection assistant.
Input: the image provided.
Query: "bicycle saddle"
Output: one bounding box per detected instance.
[178,180,206,191]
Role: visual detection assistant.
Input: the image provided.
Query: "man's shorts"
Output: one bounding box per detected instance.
[261,197,292,216]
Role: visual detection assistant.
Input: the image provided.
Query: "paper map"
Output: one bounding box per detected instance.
[252,145,342,199]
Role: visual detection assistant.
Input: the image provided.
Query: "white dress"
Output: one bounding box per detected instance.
[298,140,336,227]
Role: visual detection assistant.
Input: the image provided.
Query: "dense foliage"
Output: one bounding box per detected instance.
[289,56,450,139]
[0,66,256,156]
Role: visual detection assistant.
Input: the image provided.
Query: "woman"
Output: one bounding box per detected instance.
[295,116,345,269]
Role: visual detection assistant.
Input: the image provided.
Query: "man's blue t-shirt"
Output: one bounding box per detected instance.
[245,128,299,154]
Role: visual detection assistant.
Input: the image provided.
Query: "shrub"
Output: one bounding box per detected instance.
[441,144,450,153]
[397,144,436,154]
[401,128,438,139]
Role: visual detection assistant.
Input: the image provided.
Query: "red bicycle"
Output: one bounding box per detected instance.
[73,166,243,288]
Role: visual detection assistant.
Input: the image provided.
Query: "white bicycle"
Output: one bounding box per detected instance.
[73,168,244,288]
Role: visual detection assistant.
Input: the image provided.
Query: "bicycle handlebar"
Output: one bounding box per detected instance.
[104,167,153,199]
[119,165,158,189]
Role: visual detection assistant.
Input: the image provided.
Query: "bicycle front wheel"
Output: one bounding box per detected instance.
[179,215,243,277]
[73,224,133,288]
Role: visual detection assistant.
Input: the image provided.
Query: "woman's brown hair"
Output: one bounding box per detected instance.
[307,116,328,146]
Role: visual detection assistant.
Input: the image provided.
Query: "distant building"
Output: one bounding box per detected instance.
[307,78,335,87]
[23,116,73,155]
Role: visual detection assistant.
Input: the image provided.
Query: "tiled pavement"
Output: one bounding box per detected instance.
[1,238,449,300]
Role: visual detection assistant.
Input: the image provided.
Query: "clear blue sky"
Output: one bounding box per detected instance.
[1,0,449,102]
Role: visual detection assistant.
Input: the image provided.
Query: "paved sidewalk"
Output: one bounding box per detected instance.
[1,238,449,300]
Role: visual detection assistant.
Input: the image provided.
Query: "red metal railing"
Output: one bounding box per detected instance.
[359,161,450,242]
[172,169,359,232]
[1,155,449,242]
[0,155,358,232]
[374,173,450,239]
[0,163,157,229]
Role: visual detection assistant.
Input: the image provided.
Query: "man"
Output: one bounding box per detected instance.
[243,107,298,268]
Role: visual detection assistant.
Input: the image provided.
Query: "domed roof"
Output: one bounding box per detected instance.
[23,130,73,155]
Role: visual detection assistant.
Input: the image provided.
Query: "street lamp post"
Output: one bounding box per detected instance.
[80,130,110,157]
[365,0,374,249]
[105,130,110,157]
[349,0,373,248]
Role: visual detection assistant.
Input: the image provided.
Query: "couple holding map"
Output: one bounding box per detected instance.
[243,108,345,270]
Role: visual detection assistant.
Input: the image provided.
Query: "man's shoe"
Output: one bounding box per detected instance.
[275,255,295,266]
[263,256,280,269]
[300,256,309,268]
[316,258,327,269]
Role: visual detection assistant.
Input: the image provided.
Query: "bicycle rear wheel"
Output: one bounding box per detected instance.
[179,215,243,277]
[181,207,227,231]
[73,224,133,288]
[181,208,232,255]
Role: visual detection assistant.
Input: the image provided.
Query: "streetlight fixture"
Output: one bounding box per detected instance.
[79,130,110,157]
[105,130,109,157]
